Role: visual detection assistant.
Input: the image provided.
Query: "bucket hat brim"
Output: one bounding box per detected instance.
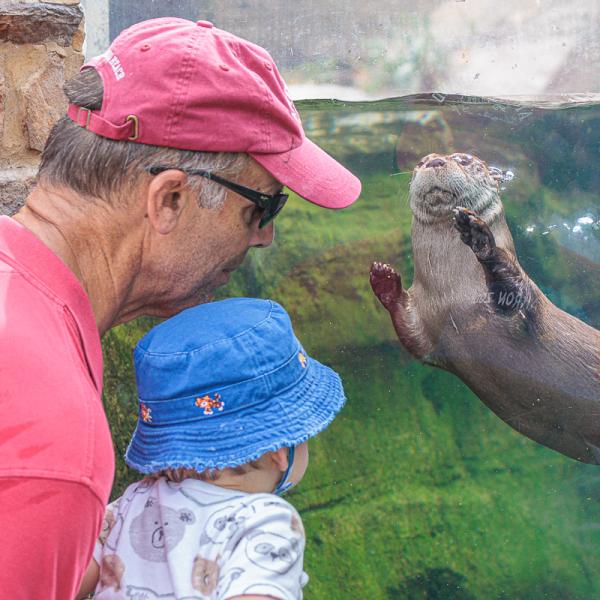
[125,357,345,474]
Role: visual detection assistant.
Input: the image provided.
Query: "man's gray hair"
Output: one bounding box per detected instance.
[39,68,249,208]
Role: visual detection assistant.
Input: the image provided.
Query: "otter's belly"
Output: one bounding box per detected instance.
[435,310,600,464]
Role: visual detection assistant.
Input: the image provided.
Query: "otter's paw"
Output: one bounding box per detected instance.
[370,262,404,311]
[453,207,496,260]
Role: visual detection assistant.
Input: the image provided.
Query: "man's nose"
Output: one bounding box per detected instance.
[250,221,275,248]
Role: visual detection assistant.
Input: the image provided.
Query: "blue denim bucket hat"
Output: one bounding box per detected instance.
[125,298,346,474]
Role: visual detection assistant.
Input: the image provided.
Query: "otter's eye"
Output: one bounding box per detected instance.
[452,154,473,166]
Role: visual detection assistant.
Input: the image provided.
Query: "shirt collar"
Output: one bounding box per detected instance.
[0,216,103,392]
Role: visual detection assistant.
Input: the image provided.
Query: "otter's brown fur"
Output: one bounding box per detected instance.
[370,153,600,464]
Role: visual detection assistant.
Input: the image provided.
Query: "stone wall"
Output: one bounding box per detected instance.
[0,0,84,215]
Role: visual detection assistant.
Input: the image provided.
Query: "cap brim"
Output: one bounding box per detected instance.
[251,136,361,209]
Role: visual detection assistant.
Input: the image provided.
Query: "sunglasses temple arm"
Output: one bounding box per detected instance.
[195,171,270,206]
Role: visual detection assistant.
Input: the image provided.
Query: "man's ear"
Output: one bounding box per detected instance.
[268,448,289,473]
[145,169,190,235]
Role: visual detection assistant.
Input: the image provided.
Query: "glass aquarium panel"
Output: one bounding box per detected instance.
[104,96,600,599]
[81,0,600,100]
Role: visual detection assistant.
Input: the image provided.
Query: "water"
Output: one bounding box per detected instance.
[103,95,600,599]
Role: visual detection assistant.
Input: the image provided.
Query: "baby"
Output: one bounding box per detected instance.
[77,297,346,599]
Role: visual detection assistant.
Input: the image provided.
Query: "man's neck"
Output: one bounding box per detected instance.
[13,186,143,335]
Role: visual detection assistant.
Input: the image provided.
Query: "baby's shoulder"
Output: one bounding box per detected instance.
[110,478,157,511]
[123,478,157,498]
[231,492,299,515]
[231,493,305,539]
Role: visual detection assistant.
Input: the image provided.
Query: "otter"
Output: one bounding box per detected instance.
[370,152,600,464]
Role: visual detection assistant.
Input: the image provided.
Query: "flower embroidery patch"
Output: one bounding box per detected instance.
[140,403,152,423]
[298,352,307,368]
[195,393,224,415]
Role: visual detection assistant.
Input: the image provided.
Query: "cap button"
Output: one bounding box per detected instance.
[196,20,214,28]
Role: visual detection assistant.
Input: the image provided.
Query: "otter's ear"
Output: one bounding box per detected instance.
[145,169,190,235]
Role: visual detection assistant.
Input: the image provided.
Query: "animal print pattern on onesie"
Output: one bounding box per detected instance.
[93,479,309,599]
[245,529,301,574]
[129,496,195,562]
[206,496,307,599]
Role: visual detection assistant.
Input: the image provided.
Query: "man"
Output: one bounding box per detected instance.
[0,17,360,599]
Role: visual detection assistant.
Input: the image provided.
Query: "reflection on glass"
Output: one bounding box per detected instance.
[82,1,600,98]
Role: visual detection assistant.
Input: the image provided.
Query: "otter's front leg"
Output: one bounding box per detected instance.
[453,207,534,317]
[370,262,431,359]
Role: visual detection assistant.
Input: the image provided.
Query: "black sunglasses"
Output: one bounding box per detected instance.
[146,165,288,228]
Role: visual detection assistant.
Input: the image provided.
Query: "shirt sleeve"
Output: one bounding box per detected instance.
[216,497,308,600]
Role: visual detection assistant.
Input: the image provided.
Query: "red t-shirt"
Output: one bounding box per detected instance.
[0,216,116,598]
[0,215,114,505]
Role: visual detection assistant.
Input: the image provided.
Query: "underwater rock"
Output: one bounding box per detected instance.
[272,232,410,353]
[389,567,476,600]
[394,110,454,170]
[300,102,453,169]
[392,99,540,200]
[556,247,600,327]
[530,112,600,194]
[370,152,600,464]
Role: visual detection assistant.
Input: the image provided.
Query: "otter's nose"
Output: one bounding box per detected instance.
[425,157,446,168]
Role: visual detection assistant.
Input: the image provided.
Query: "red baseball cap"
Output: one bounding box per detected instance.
[67,17,361,208]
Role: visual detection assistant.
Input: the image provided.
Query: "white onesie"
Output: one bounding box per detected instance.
[93,477,308,600]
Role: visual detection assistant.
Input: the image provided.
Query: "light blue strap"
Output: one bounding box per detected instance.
[274,446,296,495]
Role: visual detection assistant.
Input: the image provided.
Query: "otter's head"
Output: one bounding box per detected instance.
[409,153,505,224]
